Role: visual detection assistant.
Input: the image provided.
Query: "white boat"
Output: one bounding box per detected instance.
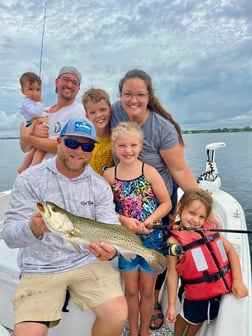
[0,142,251,336]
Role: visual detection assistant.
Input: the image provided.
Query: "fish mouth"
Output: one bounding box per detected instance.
[37,202,45,215]
[37,201,51,218]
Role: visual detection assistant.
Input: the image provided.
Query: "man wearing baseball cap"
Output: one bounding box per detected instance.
[20,66,85,163]
[4,117,128,336]
[57,66,82,84]
[60,117,98,142]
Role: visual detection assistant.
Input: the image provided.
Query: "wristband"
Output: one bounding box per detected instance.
[108,251,118,261]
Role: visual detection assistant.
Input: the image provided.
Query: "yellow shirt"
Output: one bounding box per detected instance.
[89,136,114,175]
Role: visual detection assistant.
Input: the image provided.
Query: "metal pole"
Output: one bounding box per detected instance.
[39,1,47,77]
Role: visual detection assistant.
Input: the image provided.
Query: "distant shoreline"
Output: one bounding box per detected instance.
[183,127,252,134]
[1,127,252,139]
[1,126,252,140]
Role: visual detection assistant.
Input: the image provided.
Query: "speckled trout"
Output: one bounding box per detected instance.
[37,201,168,273]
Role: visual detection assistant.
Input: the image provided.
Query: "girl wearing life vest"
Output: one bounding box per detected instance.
[166,188,248,336]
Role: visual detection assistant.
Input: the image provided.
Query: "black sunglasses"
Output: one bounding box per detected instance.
[63,138,95,152]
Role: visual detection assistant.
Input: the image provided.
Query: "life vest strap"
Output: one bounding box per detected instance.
[182,263,230,284]
[183,232,219,252]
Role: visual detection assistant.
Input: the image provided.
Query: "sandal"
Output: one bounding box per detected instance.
[149,303,164,330]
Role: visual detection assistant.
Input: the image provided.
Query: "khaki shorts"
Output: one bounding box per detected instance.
[13,260,123,327]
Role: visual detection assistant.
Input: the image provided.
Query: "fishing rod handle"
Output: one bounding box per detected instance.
[146,224,181,231]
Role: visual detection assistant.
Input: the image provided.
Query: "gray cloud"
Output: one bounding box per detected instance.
[0,0,251,137]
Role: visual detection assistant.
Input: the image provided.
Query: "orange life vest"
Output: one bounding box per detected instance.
[171,221,232,300]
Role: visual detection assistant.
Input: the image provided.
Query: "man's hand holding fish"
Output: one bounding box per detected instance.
[29,210,50,238]
[86,242,118,260]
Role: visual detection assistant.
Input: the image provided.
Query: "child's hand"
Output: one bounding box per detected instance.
[119,216,150,234]
[232,280,248,298]
[142,218,155,231]
[166,306,176,323]
[26,92,42,102]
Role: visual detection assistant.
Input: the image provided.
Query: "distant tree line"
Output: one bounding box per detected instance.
[1,126,252,139]
[182,126,252,134]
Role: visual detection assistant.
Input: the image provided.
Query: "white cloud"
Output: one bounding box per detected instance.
[0,0,251,137]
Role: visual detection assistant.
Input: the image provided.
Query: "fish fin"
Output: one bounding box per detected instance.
[152,251,168,273]
[71,242,82,253]
[140,249,168,274]
[120,252,137,261]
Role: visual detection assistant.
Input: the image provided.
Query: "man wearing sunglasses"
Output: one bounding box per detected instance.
[3,117,128,336]
[19,66,86,164]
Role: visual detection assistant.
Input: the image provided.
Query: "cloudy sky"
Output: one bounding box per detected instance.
[0,0,251,137]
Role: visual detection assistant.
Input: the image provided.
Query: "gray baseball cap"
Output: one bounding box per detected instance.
[57,66,82,84]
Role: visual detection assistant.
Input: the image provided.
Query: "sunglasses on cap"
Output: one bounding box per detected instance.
[63,138,95,152]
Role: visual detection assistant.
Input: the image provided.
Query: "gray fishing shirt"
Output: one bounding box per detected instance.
[3,158,119,275]
[111,101,179,195]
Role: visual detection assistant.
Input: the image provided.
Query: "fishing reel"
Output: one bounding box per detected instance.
[160,243,184,256]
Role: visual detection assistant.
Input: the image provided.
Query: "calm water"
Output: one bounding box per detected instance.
[0,133,252,254]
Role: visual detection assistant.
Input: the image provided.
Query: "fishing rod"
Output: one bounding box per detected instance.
[39,1,47,77]
[146,224,252,235]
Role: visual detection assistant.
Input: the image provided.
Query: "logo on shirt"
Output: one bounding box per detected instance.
[80,201,94,206]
